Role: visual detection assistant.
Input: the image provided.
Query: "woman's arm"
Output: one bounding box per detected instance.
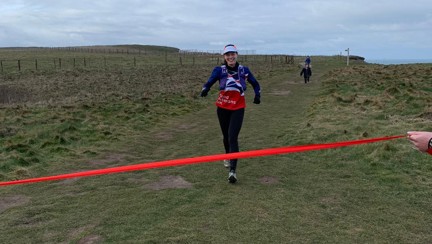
[244,67,261,97]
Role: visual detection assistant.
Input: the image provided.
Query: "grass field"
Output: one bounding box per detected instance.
[1,47,432,243]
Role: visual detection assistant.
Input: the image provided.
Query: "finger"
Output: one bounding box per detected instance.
[408,136,419,142]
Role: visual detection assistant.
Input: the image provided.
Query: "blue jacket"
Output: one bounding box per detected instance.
[202,63,261,97]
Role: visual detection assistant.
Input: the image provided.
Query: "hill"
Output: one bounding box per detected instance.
[0,44,180,54]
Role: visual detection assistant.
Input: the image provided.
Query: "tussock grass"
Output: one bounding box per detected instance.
[1,51,432,243]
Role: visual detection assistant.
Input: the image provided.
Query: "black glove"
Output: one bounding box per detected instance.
[200,88,209,97]
[253,95,261,104]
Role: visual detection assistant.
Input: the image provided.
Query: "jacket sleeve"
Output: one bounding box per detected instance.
[202,66,221,91]
[244,67,261,97]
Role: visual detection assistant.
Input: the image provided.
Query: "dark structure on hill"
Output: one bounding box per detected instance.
[349,55,365,61]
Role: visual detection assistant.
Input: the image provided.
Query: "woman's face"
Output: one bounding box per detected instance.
[224,52,238,66]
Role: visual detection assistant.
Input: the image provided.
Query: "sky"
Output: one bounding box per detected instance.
[0,0,431,60]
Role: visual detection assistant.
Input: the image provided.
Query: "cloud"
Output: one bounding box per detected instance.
[0,0,431,59]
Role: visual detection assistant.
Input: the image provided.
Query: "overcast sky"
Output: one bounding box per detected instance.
[1,0,431,60]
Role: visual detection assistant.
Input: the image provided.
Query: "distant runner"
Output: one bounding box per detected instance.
[305,55,311,66]
[300,65,312,83]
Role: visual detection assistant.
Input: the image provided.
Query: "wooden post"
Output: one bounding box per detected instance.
[73,58,76,68]
[134,57,136,67]
[59,58,62,69]
[84,58,86,67]
[18,60,21,71]
[1,60,3,72]
[179,57,182,66]
[345,48,350,66]
[35,59,38,70]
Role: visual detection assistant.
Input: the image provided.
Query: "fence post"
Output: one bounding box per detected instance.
[73,58,76,68]
[18,60,21,71]
[35,59,38,70]
[134,57,136,67]
[84,58,86,67]
[193,56,195,66]
[179,57,182,66]
[1,60,3,72]
[59,58,62,69]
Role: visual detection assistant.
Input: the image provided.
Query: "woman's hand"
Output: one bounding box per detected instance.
[407,131,432,153]
[200,88,209,97]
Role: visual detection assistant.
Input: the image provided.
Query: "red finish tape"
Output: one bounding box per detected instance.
[0,135,405,187]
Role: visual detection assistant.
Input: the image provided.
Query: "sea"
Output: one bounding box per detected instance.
[365,59,432,65]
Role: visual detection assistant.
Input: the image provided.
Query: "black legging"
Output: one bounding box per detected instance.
[217,107,245,171]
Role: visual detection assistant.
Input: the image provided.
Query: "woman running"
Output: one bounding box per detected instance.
[200,44,261,183]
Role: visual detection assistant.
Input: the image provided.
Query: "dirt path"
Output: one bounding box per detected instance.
[121,65,326,188]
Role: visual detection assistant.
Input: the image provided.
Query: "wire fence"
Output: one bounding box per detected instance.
[0,54,295,73]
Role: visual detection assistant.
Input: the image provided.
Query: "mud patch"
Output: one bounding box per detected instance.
[259,176,279,185]
[0,195,31,213]
[144,175,193,190]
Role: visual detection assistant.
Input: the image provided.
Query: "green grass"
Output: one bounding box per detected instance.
[1,49,432,243]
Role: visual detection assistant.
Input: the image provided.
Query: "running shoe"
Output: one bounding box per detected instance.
[228,171,237,184]
[223,160,230,168]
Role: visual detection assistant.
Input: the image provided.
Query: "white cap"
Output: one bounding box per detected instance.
[223,44,238,55]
